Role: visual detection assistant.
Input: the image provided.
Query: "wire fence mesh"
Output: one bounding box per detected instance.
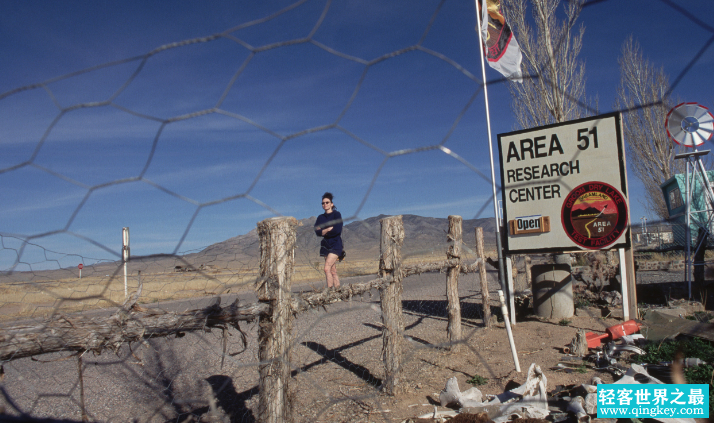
[1,0,713,422]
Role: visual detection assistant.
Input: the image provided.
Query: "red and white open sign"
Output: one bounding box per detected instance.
[78,264,84,270]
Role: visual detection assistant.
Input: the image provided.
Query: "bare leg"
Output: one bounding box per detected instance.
[324,253,340,288]
[329,254,340,288]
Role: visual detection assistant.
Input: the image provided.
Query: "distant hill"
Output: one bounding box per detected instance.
[193,214,496,258]
[1,215,498,281]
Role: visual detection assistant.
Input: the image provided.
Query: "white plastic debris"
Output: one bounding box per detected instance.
[437,363,550,422]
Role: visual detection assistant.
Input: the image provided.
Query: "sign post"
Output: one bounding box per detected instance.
[78,263,83,279]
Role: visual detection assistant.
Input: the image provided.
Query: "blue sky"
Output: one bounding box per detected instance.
[1,0,713,270]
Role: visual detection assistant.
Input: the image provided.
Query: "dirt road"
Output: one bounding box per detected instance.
[0,269,628,422]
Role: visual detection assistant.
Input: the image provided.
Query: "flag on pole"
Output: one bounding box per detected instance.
[479,0,523,83]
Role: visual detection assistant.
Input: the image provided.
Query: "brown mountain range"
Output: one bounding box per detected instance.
[2,215,498,282]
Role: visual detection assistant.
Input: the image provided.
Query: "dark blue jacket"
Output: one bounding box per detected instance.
[314,211,343,256]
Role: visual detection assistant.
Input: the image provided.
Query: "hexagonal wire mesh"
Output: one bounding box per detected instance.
[1,0,713,422]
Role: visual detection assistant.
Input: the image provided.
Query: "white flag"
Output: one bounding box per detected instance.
[480,0,523,83]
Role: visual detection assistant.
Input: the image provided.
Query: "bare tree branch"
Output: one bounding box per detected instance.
[502,0,595,128]
[615,36,688,219]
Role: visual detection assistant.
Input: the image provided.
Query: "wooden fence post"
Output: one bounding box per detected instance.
[476,227,491,328]
[446,216,462,351]
[379,215,405,395]
[257,216,298,423]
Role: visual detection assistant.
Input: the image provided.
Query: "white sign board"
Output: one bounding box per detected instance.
[497,113,630,254]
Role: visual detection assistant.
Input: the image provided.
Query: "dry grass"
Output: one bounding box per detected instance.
[636,250,714,262]
[0,250,495,322]
[0,269,258,321]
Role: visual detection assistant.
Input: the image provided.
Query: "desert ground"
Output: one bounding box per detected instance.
[2,264,701,423]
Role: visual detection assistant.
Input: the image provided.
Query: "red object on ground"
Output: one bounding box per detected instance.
[585,332,610,348]
[606,319,643,340]
[585,319,642,348]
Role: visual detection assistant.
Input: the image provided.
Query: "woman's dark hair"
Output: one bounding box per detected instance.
[322,192,335,209]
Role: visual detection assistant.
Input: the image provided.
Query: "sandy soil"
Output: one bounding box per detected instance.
[286,294,622,423]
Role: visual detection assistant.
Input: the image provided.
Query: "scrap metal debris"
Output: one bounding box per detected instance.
[611,364,696,423]
[557,320,647,376]
[422,366,614,422]
[640,307,714,342]
[412,356,704,423]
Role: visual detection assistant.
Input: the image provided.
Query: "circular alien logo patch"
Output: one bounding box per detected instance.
[561,182,628,249]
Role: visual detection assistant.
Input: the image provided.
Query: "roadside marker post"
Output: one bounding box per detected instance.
[122,227,130,298]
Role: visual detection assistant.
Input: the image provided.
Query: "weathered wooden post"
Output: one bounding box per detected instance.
[379,215,404,395]
[257,216,298,423]
[446,216,462,351]
[476,227,491,328]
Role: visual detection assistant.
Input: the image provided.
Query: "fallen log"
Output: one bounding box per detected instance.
[0,258,485,362]
[0,299,268,362]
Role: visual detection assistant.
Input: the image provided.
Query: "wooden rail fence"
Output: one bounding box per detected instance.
[0,215,495,423]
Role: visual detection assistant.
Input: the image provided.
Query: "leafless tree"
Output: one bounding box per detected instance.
[615,36,685,219]
[502,0,594,128]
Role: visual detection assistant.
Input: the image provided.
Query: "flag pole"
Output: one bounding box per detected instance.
[474,1,508,297]
[475,1,520,373]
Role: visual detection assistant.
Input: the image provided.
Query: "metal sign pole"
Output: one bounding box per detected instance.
[685,160,692,299]
[474,1,508,296]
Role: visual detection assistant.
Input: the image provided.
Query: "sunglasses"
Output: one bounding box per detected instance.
[322,201,331,204]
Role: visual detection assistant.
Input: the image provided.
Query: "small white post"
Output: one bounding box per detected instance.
[618,248,630,322]
[505,256,516,325]
[122,227,130,298]
[498,290,521,372]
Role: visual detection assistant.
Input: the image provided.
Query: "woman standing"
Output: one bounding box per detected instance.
[314,192,343,289]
